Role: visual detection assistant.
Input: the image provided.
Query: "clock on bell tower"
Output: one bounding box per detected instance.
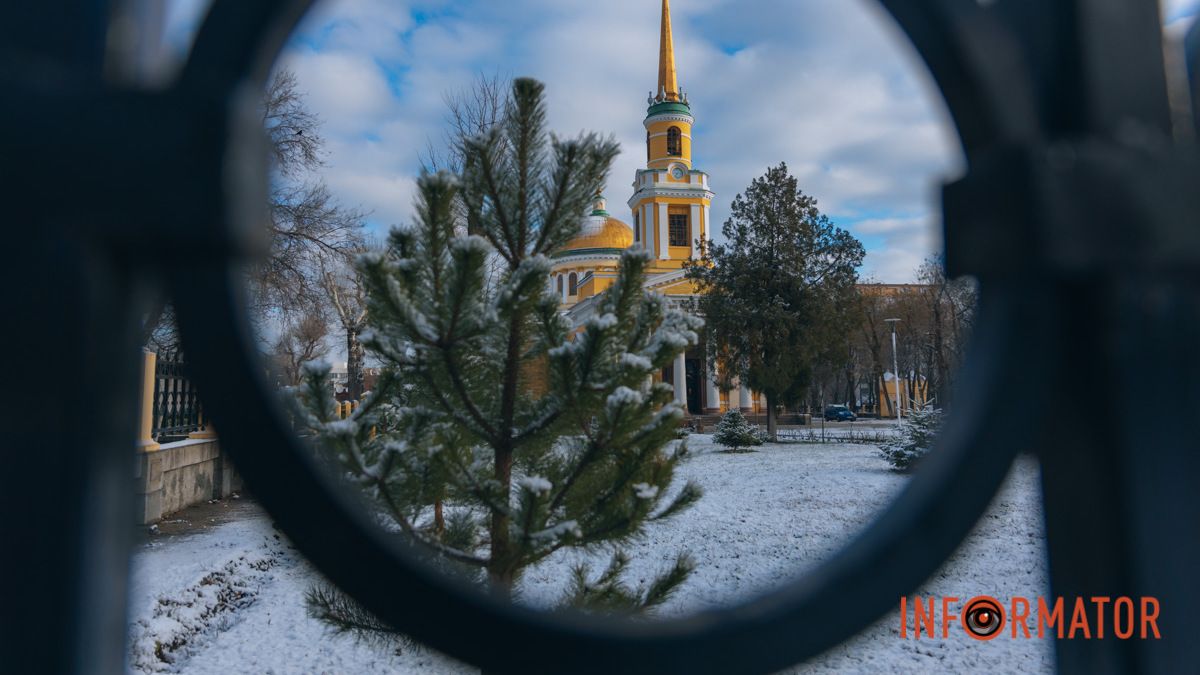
[628,0,714,269]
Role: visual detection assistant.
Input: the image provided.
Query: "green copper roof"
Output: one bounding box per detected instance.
[552,247,627,259]
[591,193,609,216]
[646,101,692,117]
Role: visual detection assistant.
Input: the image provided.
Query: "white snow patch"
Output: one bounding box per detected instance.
[587,312,619,330]
[606,386,644,409]
[532,520,583,542]
[128,534,283,673]
[518,475,553,496]
[128,436,1052,674]
[619,353,653,371]
[633,482,659,500]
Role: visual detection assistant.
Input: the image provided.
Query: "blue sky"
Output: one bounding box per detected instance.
[166,0,1198,282]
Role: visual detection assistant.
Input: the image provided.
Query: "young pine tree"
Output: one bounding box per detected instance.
[878,407,943,471]
[293,80,703,637]
[711,410,764,453]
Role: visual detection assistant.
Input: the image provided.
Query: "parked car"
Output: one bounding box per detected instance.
[823,404,857,422]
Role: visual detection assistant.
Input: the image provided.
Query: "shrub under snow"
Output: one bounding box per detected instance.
[712,410,764,452]
[877,407,943,470]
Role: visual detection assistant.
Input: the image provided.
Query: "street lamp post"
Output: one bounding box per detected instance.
[885,318,902,426]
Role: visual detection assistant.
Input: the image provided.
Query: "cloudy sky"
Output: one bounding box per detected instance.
[167,0,1198,282]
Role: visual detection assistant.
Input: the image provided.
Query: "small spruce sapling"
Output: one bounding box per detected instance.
[291,79,704,642]
[877,407,943,470]
[712,409,764,453]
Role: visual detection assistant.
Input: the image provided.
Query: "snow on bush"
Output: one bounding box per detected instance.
[877,407,943,470]
[712,410,764,452]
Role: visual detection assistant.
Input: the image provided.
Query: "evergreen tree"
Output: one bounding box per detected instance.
[711,410,764,452]
[686,162,864,440]
[878,407,943,471]
[292,79,703,639]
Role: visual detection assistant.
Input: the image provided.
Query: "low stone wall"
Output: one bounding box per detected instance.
[133,438,242,525]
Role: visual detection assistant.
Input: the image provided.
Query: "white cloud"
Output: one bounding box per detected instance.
[163,0,1198,283]
[280,50,397,135]
[268,0,968,279]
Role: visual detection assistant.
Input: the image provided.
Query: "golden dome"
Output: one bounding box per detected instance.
[559,196,633,253]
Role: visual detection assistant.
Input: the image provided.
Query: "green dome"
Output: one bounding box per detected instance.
[646,101,692,118]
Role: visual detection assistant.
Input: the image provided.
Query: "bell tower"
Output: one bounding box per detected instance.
[629,0,714,267]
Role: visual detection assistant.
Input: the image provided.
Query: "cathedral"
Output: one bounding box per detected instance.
[547,0,764,417]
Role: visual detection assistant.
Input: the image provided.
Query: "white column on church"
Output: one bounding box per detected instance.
[702,204,711,249]
[704,356,720,413]
[740,383,753,412]
[728,377,741,410]
[673,352,686,407]
[690,204,701,259]
[644,203,655,258]
[658,202,670,259]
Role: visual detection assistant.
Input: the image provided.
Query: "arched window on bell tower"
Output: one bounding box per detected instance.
[667,126,682,156]
[568,272,578,295]
[556,275,564,297]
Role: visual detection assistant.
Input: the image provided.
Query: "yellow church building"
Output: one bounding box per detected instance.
[548,0,765,417]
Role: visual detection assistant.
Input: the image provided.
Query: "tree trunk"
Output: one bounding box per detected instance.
[845,366,856,410]
[434,499,445,537]
[766,392,778,441]
[488,310,524,599]
[488,445,514,599]
[878,371,894,418]
[346,328,365,400]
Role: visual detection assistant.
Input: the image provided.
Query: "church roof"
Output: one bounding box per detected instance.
[557,196,633,256]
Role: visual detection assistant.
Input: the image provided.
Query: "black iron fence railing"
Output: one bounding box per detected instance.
[151,351,201,441]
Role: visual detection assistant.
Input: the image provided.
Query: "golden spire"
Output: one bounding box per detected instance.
[657,0,679,102]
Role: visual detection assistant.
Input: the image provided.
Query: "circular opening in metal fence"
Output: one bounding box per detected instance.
[164,1,1046,672]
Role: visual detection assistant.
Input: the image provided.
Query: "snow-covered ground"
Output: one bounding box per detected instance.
[128,436,1053,674]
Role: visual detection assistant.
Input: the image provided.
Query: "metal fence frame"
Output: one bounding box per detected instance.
[151,351,201,441]
[3,1,1198,674]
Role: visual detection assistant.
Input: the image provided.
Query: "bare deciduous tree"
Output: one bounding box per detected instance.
[255,69,367,319]
[832,260,977,418]
[915,257,977,406]
[421,72,513,295]
[144,68,366,350]
[141,302,180,353]
[264,69,323,176]
[272,310,333,386]
[258,180,365,318]
[419,71,510,176]
[321,253,370,400]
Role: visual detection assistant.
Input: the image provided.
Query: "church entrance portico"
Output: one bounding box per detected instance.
[664,347,722,416]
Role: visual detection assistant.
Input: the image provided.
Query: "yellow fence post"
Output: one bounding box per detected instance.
[137,349,160,452]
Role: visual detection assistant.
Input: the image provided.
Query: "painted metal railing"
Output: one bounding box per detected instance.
[150,350,201,441]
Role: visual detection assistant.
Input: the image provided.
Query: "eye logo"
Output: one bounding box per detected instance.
[963,596,1005,640]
